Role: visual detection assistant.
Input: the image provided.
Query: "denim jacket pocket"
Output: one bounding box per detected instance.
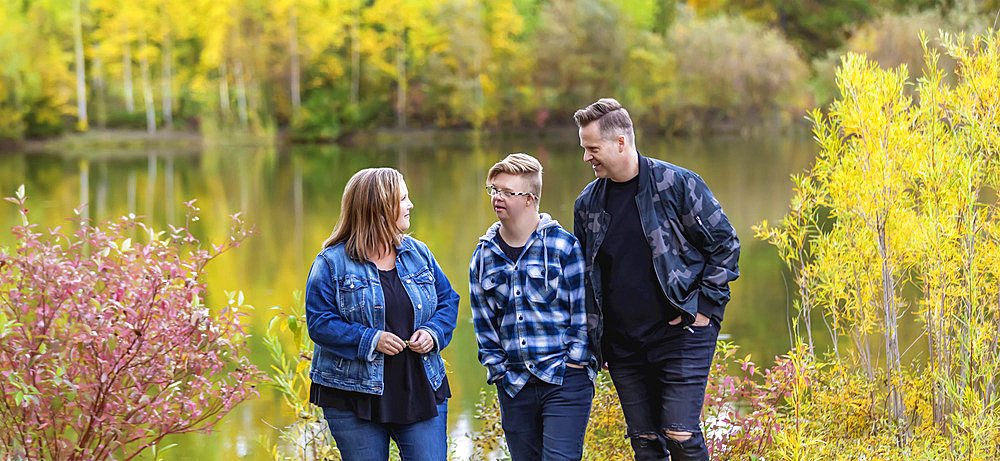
[337,274,368,319]
[525,264,557,305]
[408,267,436,307]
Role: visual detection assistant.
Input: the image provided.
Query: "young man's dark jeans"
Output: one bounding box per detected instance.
[497,366,594,461]
[607,320,719,461]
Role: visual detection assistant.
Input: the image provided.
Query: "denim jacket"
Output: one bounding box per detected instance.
[573,153,740,364]
[305,236,460,395]
[469,214,593,398]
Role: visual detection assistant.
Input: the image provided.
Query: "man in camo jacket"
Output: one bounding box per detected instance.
[572,98,740,461]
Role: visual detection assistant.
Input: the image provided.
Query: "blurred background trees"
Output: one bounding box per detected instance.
[0,0,996,141]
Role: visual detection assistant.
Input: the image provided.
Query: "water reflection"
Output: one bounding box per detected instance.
[0,131,822,459]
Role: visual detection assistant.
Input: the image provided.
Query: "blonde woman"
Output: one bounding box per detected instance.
[305,168,459,461]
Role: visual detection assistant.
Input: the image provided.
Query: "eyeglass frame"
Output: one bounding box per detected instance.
[485,184,537,200]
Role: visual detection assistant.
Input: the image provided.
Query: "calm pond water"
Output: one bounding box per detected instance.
[0,129,820,459]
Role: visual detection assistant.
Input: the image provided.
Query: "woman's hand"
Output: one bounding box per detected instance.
[376,331,406,356]
[407,329,435,354]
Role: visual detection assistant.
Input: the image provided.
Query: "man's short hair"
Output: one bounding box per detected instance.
[487,153,543,209]
[573,98,635,145]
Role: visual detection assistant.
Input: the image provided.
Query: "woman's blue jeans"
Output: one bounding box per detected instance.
[322,401,448,461]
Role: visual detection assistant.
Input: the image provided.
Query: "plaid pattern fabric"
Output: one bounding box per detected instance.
[469,214,592,398]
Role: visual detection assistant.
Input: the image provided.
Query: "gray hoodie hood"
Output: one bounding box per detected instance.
[476,213,561,281]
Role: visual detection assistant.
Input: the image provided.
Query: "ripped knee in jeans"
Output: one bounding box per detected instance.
[663,429,693,442]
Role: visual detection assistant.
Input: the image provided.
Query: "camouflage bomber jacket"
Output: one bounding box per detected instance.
[572,153,740,362]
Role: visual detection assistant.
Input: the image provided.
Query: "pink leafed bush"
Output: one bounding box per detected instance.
[0,186,266,460]
[703,342,802,460]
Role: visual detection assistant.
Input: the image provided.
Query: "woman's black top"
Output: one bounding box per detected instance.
[309,267,450,424]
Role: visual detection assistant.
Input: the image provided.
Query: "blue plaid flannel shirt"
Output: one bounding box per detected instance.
[469,213,594,398]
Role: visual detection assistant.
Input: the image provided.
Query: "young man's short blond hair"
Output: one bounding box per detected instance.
[487,153,543,209]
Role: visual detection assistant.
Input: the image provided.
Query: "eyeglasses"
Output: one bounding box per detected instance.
[485,185,536,199]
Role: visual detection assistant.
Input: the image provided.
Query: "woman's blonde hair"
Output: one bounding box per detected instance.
[322,168,405,261]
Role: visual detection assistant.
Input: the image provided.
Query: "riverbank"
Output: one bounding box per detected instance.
[2,121,812,159]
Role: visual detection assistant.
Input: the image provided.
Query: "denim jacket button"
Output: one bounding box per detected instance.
[417,304,422,309]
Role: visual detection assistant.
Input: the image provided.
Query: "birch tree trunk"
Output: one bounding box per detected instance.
[123,25,134,112]
[350,0,360,106]
[234,59,249,127]
[73,0,88,130]
[140,33,156,134]
[93,42,106,128]
[878,222,905,423]
[219,61,230,119]
[162,29,173,128]
[289,7,301,122]
[395,36,406,128]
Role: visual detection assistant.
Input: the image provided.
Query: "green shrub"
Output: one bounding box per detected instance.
[659,8,811,132]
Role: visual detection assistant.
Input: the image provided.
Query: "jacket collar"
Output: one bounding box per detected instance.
[395,235,415,254]
[635,151,650,197]
[590,151,648,205]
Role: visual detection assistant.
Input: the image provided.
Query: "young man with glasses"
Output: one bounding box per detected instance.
[469,153,594,461]
[573,98,740,461]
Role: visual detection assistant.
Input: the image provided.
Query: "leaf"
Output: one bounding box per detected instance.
[287,315,299,334]
[16,184,24,200]
[295,360,309,375]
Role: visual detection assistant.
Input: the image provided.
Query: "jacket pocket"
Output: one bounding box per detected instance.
[480,265,507,293]
[695,216,716,244]
[337,274,368,318]
[408,267,436,308]
[525,263,557,305]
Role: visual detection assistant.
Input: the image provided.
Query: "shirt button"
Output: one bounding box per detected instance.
[521,339,526,345]
[528,364,533,369]
[515,290,521,296]
[518,315,523,321]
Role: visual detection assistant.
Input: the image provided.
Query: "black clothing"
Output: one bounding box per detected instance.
[496,233,525,262]
[309,267,450,424]
[596,175,680,363]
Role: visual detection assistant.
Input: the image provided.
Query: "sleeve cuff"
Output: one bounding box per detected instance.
[566,345,590,366]
[486,363,507,384]
[361,329,382,361]
[698,293,725,324]
[419,327,441,353]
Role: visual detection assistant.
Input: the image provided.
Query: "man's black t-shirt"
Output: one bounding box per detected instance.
[596,175,680,363]
[496,233,525,263]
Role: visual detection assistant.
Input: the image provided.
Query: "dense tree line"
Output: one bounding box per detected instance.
[0,0,996,141]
